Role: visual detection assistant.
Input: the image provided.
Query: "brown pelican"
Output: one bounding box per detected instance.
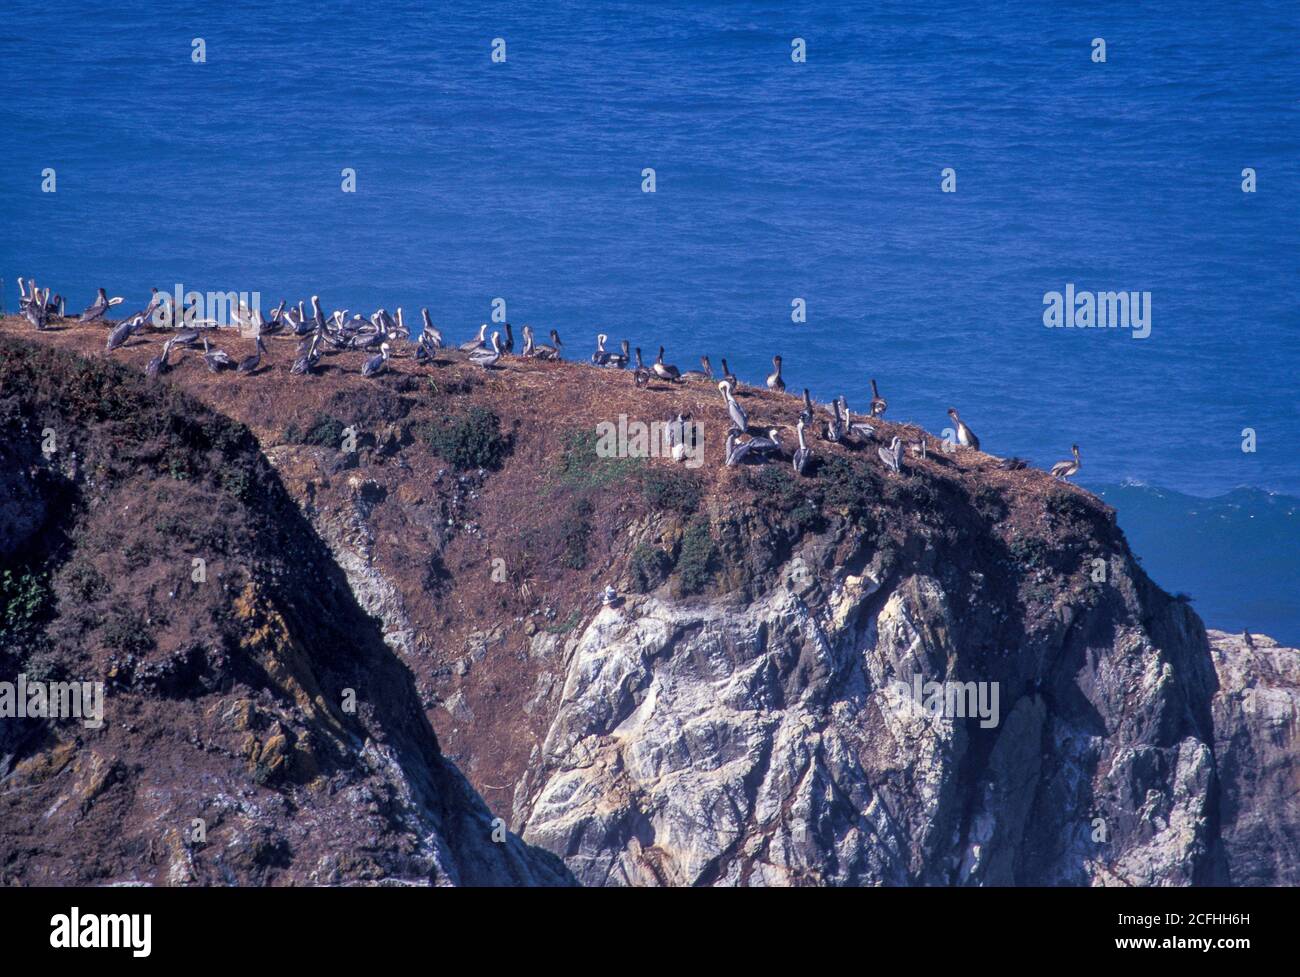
[590,333,612,365]
[470,331,503,369]
[824,397,844,443]
[1051,444,1081,481]
[420,308,443,349]
[237,336,267,374]
[997,456,1028,471]
[605,339,630,369]
[202,335,233,372]
[744,428,782,456]
[799,388,814,427]
[681,356,713,381]
[841,397,875,441]
[666,413,692,463]
[145,338,176,379]
[653,346,681,382]
[106,314,144,351]
[23,287,48,329]
[869,379,888,417]
[290,332,322,375]
[718,380,747,432]
[878,435,904,473]
[767,355,785,392]
[78,287,122,323]
[460,324,489,352]
[362,342,391,377]
[719,358,738,387]
[500,321,514,354]
[947,408,980,451]
[633,348,652,387]
[724,431,751,467]
[793,418,811,475]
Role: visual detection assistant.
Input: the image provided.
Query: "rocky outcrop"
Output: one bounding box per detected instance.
[1208,629,1300,885]
[512,513,1224,886]
[5,321,1296,887]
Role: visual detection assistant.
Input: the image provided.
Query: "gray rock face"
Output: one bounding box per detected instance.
[513,535,1227,886]
[1209,629,1300,885]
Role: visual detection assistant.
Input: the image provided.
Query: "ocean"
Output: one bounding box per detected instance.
[1,1,1296,640]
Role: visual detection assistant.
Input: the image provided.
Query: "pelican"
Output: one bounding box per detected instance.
[878,436,903,473]
[362,342,390,377]
[666,414,691,463]
[825,397,844,443]
[608,339,630,369]
[744,428,782,456]
[633,348,652,388]
[869,379,887,417]
[590,333,612,365]
[23,288,48,330]
[460,324,489,352]
[528,326,561,360]
[78,287,116,323]
[470,331,503,369]
[681,356,713,381]
[724,431,751,467]
[799,388,814,427]
[947,408,980,451]
[106,314,143,351]
[1051,444,1081,481]
[841,397,875,441]
[719,358,738,388]
[997,457,1028,471]
[653,346,681,382]
[202,335,233,372]
[718,380,747,432]
[237,336,267,374]
[793,418,812,475]
[145,338,176,379]
[419,308,443,349]
[499,321,514,354]
[290,332,322,375]
[767,355,785,392]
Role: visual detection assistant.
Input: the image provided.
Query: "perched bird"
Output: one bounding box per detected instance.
[78,287,122,323]
[419,308,443,349]
[767,355,786,392]
[632,348,652,388]
[460,324,489,352]
[237,336,267,374]
[718,380,747,433]
[1050,444,1081,481]
[799,388,814,428]
[878,435,904,473]
[652,346,681,382]
[470,331,503,369]
[947,408,980,451]
[793,418,812,475]
[202,335,233,372]
[106,314,144,351]
[362,342,391,377]
[724,431,751,467]
[824,397,844,443]
[997,456,1028,471]
[869,378,888,418]
[681,356,713,381]
[145,338,176,379]
[590,333,613,365]
[719,358,739,388]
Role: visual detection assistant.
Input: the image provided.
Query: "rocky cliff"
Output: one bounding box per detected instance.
[2,318,1295,886]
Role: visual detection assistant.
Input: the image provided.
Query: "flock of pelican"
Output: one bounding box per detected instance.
[9,279,1083,483]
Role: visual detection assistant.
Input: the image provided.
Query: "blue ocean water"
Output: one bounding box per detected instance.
[1,2,1296,638]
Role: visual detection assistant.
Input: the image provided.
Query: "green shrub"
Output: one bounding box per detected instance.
[562,498,594,570]
[554,428,641,489]
[630,543,672,593]
[1,569,49,640]
[677,522,717,595]
[101,609,155,655]
[425,406,511,471]
[640,468,702,514]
